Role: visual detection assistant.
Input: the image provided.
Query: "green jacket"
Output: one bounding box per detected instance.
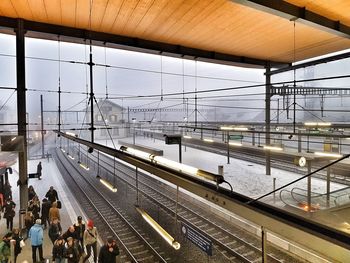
[0,240,10,260]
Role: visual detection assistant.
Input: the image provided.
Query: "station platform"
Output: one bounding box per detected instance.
[1,157,98,262]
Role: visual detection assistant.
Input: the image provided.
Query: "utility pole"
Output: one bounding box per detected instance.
[265,63,271,176]
[89,41,95,143]
[40,95,45,158]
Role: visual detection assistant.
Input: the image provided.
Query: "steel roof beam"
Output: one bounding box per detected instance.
[232,0,350,39]
[0,16,287,69]
[267,51,350,75]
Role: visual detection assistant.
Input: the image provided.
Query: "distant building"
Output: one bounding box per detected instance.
[85,99,126,140]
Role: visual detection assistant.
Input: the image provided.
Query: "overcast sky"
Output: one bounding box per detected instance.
[1,33,350,125]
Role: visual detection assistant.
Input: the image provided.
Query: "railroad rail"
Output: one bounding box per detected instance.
[55,148,168,263]
[75,146,304,263]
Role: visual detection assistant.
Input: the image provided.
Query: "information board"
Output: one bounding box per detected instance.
[181,222,212,256]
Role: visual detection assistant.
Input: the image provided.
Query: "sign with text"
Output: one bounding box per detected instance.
[181,222,212,256]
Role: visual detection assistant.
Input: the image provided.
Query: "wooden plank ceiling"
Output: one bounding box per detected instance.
[0,0,350,63]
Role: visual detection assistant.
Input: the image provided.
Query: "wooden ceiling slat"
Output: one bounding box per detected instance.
[61,0,77,27]
[98,0,124,32]
[90,0,109,31]
[28,0,47,22]
[132,0,169,36]
[164,0,226,41]
[139,0,185,37]
[76,0,90,29]
[1,0,350,63]
[120,0,155,36]
[111,0,139,34]
[43,0,61,25]
[148,0,203,39]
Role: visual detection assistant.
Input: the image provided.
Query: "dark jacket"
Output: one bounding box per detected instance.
[98,244,119,263]
[41,200,51,219]
[4,200,16,219]
[52,242,65,259]
[28,200,40,220]
[37,163,42,175]
[64,243,80,263]
[62,229,79,242]
[73,222,85,241]
[45,189,59,204]
[48,222,62,243]
[12,234,22,256]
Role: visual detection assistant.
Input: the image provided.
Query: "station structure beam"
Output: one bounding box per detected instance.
[15,19,28,212]
[265,64,271,175]
[232,0,350,38]
[56,131,350,262]
[0,16,287,69]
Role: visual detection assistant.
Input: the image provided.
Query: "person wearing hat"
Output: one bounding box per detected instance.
[52,236,65,263]
[98,237,119,263]
[82,219,98,263]
[28,219,45,263]
[74,216,85,247]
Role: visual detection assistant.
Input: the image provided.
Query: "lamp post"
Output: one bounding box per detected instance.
[132,118,136,145]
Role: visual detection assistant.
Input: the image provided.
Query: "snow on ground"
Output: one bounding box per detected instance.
[96,136,346,201]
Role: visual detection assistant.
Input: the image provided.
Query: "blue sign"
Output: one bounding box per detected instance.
[181,222,212,256]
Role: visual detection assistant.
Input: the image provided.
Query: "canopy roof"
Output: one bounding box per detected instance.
[0,0,350,66]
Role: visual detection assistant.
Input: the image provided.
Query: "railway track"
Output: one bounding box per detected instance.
[54,148,169,263]
[77,147,304,263]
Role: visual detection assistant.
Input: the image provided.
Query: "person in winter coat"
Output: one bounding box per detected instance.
[28,185,37,201]
[11,228,23,263]
[82,220,98,263]
[3,182,12,201]
[49,201,60,222]
[45,186,59,205]
[28,219,44,263]
[64,237,80,263]
[41,198,51,229]
[0,232,12,263]
[28,195,40,221]
[73,216,85,247]
[98,237,120,263]
[48,218,62,244]
[37,161,42,180]
[3,198,15,231]
[24,211,34,240]
[62,226,79,242]
[52,236,65,263]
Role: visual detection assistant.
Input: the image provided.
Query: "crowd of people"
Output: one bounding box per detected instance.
[0,181,120,263]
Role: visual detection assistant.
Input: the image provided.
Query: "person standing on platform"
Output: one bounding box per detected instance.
[3,182,12,201]
[28,196,41,221]
[4,198,16,231]
[48,218,62,244]
[49,202,60,223]
[0,232,12,263]
[82,220,98,263]
[28,219,44,263]
[41,198,50,229]
[73,216,85,247]
[52,236,65,263]
[64,237,80,263]
[98,237,119,263]
[45,186,59,205]
[24,211,34,240]
[62,226,79,242]
[11,228,23,263]
[37,162,42,180]
[28,185,37,201]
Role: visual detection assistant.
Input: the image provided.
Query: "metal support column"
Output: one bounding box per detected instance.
[265,64,271,175]
[179,141,182,163]
[261,226,267,263]
[16,19,28,222]
[136,167,139,205]
[326,161,331,204]
[40,94,45,158]
[88,41,95,143]
[227,132,230,164]
[298,130,302,153]
[307,161,312,212]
